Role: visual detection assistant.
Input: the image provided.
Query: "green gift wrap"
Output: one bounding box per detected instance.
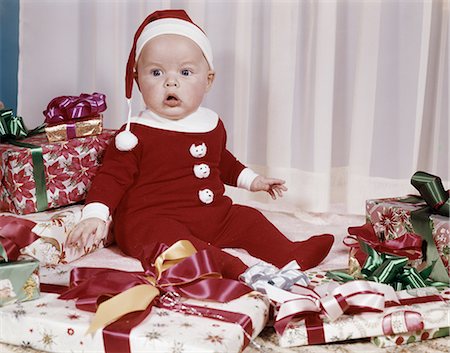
[366,172,449,283]
[0,259,40,306]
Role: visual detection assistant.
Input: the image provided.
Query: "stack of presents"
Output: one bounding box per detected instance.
[0,93,448,352]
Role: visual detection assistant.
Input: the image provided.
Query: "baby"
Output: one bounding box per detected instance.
[67,9,334,279]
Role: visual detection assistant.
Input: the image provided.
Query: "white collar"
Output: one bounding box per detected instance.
[129,107,219,133]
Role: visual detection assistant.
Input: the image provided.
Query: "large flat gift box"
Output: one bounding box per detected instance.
[0,130,115,215]
[366,196,449,282]
[277,286,450,347]
[0,290,268,353]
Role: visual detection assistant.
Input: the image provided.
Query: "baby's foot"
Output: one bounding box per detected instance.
[293,233,334,270]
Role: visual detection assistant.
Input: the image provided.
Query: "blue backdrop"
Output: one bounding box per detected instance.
[0,0,19,112]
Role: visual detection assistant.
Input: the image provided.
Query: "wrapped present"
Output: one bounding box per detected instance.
[371,326,449,347]
[0,240,269,353]
[0,205,110,265]
[0,130,115,215]
[366,171,449,283]
[334,223,446,290]
[0,259,40,306]
[45,115,103,142]
[260,278,449,347]
[43,92,107,142]
[370,286,450,347]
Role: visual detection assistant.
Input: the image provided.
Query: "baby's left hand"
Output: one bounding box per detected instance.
[250,175,287,200]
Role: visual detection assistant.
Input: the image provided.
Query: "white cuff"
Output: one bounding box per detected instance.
[81,202,110,222]
[237,168,259,191]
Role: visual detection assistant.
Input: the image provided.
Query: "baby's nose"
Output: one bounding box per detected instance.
[164,79,179,88]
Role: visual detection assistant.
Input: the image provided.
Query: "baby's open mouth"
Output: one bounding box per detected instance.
[164,94,180,107]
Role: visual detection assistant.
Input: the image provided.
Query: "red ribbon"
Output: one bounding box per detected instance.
[382,310,424,335]
[58,243,254,353]
[346,223,423,264]
[43,92,107,124]
[0,215,38,261]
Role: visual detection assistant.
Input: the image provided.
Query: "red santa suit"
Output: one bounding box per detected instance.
[84,107,334,279]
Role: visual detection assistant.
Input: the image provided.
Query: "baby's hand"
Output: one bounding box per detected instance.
[250,176,287,200]
[65,217,106,249]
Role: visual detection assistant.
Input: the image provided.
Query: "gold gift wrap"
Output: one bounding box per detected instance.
[45,115,103,142]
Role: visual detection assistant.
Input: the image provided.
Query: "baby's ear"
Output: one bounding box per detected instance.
[206,70,215,91]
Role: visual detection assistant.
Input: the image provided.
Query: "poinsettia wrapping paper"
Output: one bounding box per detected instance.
[0,259,39,307]
[13,204,110,264]
[277,287,450,347]
[0,290,269,353]
[366,197,449,281]
[0,131,115,215]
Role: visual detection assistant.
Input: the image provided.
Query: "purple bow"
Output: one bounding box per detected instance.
[43,92,107,124]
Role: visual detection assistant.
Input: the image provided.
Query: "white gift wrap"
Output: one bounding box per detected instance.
[0,291,269,353]
[278,287,450,347]
[11,204,110,264]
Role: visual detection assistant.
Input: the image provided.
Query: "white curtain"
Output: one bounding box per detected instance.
[18,0,449,214]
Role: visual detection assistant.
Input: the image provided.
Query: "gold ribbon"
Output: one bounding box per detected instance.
[86,240,214,334]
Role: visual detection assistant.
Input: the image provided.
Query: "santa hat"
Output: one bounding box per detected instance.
[115,9,214,151]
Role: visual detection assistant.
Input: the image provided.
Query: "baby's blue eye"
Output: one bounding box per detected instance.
[181,69,191,76]
[152,69,162,77]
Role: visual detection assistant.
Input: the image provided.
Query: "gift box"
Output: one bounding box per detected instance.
[275,284,450,347]
[45,115,103,142]
[371,326,449,347]
[0,130,115,215]
[0,291,268,353]
[43,92,107,142]
[366,196,449,282]
[0,258,39,306]
[0,205,110,265]
[0,240,269,353]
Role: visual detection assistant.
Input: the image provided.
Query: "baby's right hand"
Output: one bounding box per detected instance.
[66,217,106,249]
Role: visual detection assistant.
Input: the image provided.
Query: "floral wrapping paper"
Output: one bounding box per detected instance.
[15,204,111,264]
[0,290,269,353]
[277,287,450,348]
[0,130,115,215]
[365,197,449,278]
[0,259,39,307]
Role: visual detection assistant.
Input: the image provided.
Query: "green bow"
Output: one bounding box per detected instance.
[327,244,448,290]
[411,171,449,217]
[0,108,48,212]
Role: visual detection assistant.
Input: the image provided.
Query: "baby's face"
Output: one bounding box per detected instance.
[136,34,215,120]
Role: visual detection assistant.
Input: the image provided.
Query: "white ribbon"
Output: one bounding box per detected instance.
[240,260,310,294]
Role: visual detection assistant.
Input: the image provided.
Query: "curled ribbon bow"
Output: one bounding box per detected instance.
[43,92,107,124]
[240,260,309,293]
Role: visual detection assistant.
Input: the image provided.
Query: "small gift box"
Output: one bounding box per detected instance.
[366,171,449,283]
[45,115,103,142]
[0,259,40,306]
[267,280,449,347]
[0,240,269,353]
[0,205,110,265]
[43,92,107,142]
[0,130,115,215]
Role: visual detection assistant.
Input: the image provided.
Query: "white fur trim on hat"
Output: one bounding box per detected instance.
[135,18,214,70]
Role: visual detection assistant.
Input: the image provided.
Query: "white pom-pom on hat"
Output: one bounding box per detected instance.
[116,9,213,151]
